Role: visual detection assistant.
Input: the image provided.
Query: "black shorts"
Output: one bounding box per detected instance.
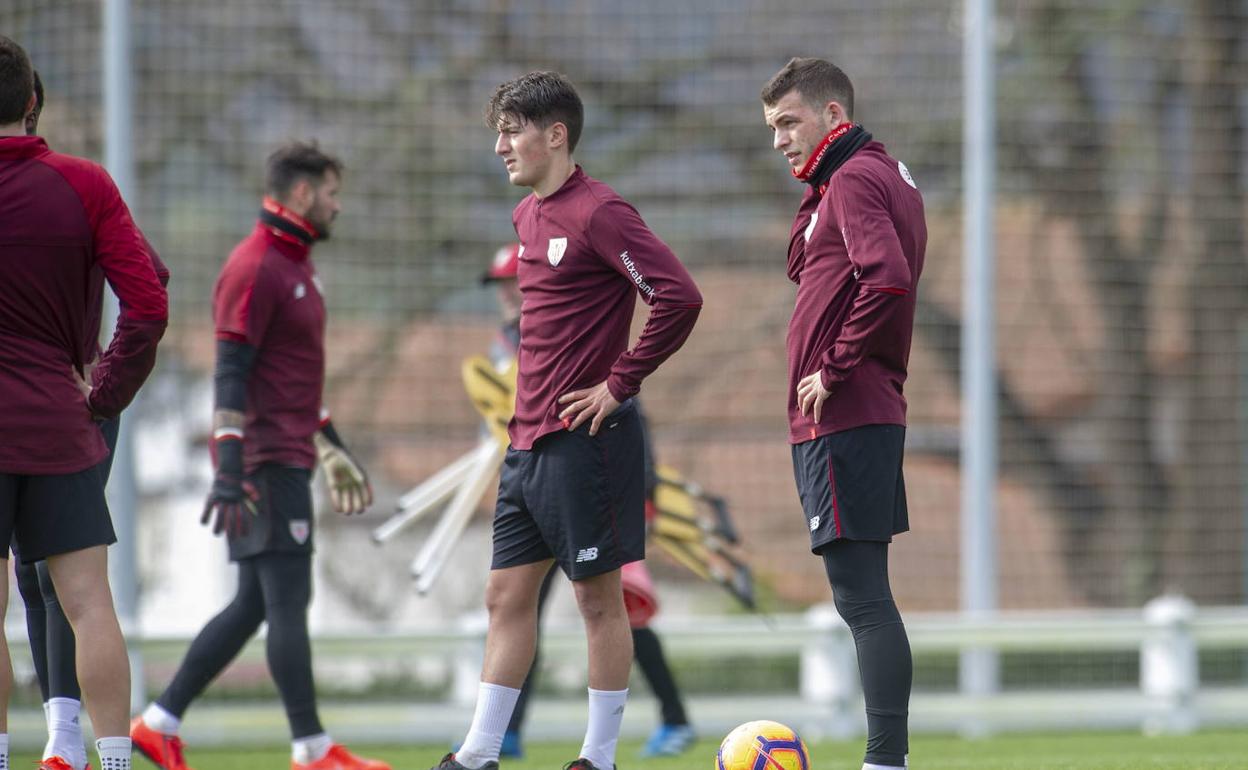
[9,416,120,563]
[492,399,646,581]
[228,464,314,561]
[791,423,909,553]
[0,463,117,563]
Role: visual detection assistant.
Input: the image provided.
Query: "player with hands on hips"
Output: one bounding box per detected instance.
[763,57,926,770]
[429,71,701,770]
[1,36,169,770]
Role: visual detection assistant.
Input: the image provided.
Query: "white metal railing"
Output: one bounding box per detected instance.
[8,595,1237,743]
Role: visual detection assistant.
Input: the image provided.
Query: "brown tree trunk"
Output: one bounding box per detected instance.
[1014,3,1176,604]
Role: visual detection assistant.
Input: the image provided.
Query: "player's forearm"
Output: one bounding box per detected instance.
[213,339,256,412]
[607,301,702,402]
[87,313,167,419]
[212,409,246,441]
[818,288,905,388]
[210,339,256,466]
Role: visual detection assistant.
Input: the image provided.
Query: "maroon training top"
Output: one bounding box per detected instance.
[786,141,927,444]
[213,211,326,471]
[0,136,168,474]
[510,166,702,450]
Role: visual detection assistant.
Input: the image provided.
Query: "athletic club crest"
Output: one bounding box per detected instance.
[547,237,567,266]
[289,519,310,545]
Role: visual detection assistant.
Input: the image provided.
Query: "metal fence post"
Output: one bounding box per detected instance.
[800,603,859,740]
[452,612,489,708]
[1141,594,1198,735]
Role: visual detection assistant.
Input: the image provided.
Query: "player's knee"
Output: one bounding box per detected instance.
[484,575,536,622]
[264,602,309,634]
[572,577,626,625]
[263,591,311,618]
[833,593,901,635]
[226,589,266,624]
[484,566,544,621]
[56,587,113,627]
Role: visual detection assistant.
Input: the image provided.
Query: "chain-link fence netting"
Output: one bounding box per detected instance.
[2,1,1244,638]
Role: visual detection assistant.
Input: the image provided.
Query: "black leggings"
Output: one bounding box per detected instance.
[156,552,322,738]
[16,558,79,702]
[822,539,911,767]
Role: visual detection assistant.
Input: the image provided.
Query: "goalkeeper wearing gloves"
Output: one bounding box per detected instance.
[131,142,387,770]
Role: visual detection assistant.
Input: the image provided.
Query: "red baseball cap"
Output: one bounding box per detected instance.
[481,242,520,283]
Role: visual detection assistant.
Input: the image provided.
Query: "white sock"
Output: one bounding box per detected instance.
[0,733,9,770]
[455,682,522,768]
[579,687,628,770]
[292,733,334,764]
[96,736,131,770]
[863,764,906,770]
[142,703,181,736]
[45,697,88,769]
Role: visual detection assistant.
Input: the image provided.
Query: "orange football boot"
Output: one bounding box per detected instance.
[130,716,194,770]
[292,744,392,770]
[38,758,90,770]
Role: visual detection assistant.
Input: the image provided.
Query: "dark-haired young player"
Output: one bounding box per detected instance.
[762,57,926,770]
[429,72,701,770]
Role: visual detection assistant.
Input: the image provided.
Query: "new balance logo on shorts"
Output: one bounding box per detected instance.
[809,515,821,532]
[575,546,599,563]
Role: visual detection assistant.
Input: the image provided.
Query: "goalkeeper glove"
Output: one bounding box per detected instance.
[202,434,259,536]
[314,422,373,515]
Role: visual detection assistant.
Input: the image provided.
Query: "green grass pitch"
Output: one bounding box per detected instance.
[43,730,1248,769]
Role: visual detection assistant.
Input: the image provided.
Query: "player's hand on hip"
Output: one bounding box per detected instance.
[71,359,100,418]
[797,371,832,424]
[319,444,373,515]
[201,473,259,537]
[558,380,620,436]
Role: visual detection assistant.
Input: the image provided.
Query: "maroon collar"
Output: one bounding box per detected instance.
[0,135,49,160]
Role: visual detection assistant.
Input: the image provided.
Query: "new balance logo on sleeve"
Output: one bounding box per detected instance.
[575,546,600,563]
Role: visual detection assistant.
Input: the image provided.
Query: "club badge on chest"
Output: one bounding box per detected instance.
[547,237,567,267]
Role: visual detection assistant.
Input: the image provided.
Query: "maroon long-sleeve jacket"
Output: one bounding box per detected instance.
[510,166,702,450]
[786,141,927,444]
[0,136,168,474]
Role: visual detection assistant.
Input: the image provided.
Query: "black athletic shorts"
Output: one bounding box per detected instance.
[791,423,909,553]
[492,398,646,581]
[0,464,117,564]
[9,416,120,564]
[228,464,314,561]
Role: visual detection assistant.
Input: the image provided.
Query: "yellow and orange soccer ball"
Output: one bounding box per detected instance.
[716,720,811,770]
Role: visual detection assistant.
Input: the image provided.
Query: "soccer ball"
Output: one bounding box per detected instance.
[716,720,810,770]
